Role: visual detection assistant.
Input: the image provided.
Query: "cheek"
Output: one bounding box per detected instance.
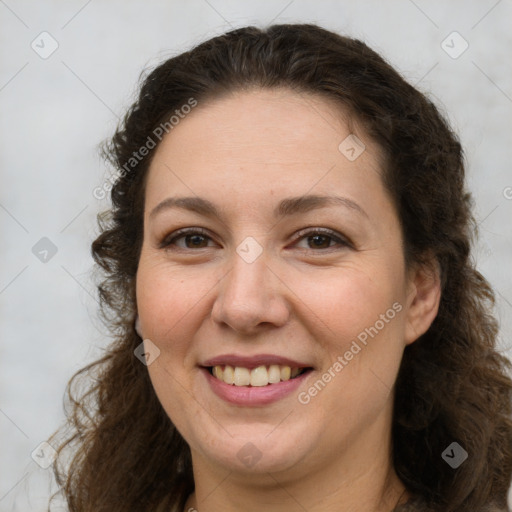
[293,263,402,345]
[293,265,406,402]
[136,264,212,431]
[136,262,212,345]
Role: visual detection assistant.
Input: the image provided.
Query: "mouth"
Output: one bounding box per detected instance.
[206,364,313,387]
[199,354,315,405]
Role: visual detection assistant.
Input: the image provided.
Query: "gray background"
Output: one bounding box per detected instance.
[1,0,511,509]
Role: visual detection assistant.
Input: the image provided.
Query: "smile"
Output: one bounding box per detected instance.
[209,364,310,387]
[200,353,314,405]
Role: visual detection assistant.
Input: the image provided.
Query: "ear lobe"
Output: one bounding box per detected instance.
[404,258,442,345]
[135,315,143,338]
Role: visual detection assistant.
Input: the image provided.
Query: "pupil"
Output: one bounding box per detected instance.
[187,235,206,247]
[311,235,329,248]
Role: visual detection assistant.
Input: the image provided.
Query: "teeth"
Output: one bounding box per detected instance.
[211,364,306,386]
[280,366,291,380]
[268,364,281,383]
[223,365,234,384]
[250,366,268,387]
[234,367,251,386]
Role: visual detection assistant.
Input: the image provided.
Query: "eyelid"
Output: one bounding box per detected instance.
[291,227,351,250]
[159,227,352,250]
[159,227,215,249]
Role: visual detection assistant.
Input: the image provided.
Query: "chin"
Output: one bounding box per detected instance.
[191,424,313,475]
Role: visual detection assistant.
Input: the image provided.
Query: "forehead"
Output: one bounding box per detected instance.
[153,87,360,158]
[144,87,387,214]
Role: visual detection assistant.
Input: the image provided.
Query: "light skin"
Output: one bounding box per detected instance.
[135,87,441,512]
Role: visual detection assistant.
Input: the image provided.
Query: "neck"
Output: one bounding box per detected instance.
[184,474,408,512]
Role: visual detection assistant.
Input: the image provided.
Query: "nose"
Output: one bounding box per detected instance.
[210,249,291,334]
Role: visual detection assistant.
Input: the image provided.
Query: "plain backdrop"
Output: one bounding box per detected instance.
[1,0,511,510]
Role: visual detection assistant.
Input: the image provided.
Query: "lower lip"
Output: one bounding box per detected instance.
[202,368,312,406]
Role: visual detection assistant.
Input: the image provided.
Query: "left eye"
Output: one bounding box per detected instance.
[293,229,349,250]
[160,228,349,251]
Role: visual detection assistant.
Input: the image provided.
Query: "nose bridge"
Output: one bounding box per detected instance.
[231,248,268,296]
[211,244,289,331]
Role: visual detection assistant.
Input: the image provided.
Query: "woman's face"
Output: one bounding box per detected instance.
[136,88,432,481]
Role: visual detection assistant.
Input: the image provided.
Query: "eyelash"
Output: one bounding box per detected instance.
[159,227,351,252]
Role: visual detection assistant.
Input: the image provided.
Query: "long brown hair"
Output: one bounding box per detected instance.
[48,23,512,512]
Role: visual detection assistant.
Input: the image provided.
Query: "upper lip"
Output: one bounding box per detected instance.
[201,353,313,370]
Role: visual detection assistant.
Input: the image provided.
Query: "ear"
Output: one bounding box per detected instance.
[404,257,442,345]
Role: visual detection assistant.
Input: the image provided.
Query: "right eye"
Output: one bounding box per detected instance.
[160,228,217,250]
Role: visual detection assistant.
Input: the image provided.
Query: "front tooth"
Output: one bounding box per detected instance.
[250,366,269,387]
[280,366,291,381]
[234,367,251,386]
[213,366,223,380]
[268,365,281,384]
[223,365,234,385]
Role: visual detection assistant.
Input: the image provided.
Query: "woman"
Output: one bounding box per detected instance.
[49,23,512,512]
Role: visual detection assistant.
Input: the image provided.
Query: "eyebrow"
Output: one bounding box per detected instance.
[149,194,369,221]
